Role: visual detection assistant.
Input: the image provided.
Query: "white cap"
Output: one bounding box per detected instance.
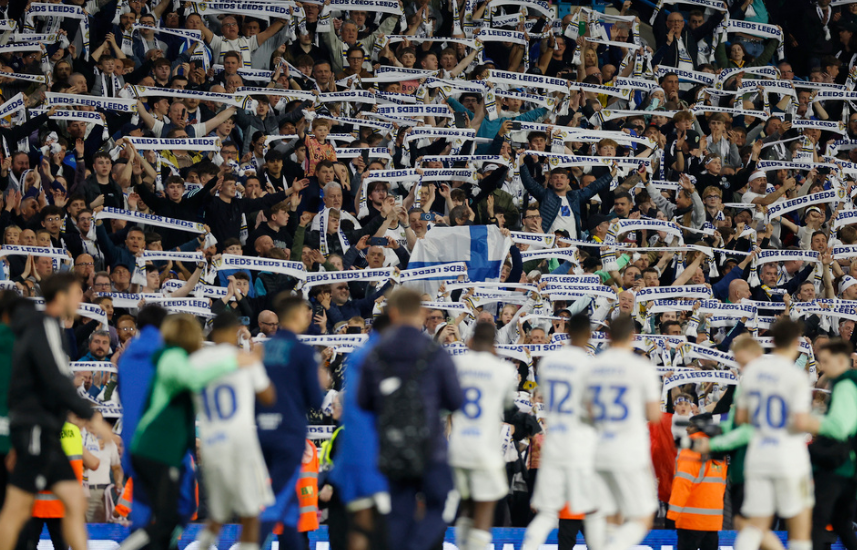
[482,163,500,172]
[840,276,857,296]
[749,170,767,182]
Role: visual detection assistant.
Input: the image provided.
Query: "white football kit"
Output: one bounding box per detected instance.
[530,345,598,515]
[736,354,814,518]
[586,347,660,519]
[448,350,517,501]
[191,344,275,521]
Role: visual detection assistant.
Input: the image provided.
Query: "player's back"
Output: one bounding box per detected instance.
[739,354,811,476]
[448,350,517,470]
[537,346,596,466]
[191,344,268,450]
[586,347,660,470]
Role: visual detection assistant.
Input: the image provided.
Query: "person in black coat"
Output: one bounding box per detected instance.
[134,174,220,250]
[203,176,292,250]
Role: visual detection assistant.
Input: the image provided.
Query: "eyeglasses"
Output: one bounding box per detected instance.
[426,315,444,321]
[222,22,238,27]
[260,321,278,327]
[523,214,542,220]
[44,217,61,222]
[704,195,720,200]
[93,282,111,288]
[76,262,94,267]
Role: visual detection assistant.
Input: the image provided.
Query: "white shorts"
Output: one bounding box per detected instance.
[596,467,658,519]
[201,443,275,522]
[531,464,598,515]
[742,473,814,519]
[453,466,509,502]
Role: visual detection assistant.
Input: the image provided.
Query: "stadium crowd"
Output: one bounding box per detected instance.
[2,0,857,547]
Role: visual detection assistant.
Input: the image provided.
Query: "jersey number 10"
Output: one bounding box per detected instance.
[200,384,238,422]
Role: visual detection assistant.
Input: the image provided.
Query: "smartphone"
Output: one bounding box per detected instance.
[784,113,793,123]
[361,149,370,165]
[420,212,434,221]
[346,326,362,334]
[454,112,467,128]
[510,121,523,131]
[369,237,387,246]
[313,304,324,318]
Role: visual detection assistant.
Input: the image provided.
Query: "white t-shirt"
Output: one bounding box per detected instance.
[191,344,271,451]
[448,351,518,469]
[586,347,660,469]
[82,431,120,486]
[548,195,577,239]
[210,35,260,66]
[537,345,596,467]
[736,354,812,477]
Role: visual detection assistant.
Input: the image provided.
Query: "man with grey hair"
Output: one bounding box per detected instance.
[313,182,361,231]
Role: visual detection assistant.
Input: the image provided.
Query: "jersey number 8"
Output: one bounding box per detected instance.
[461,387,482,419]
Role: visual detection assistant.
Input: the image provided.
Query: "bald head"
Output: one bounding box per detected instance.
[729,279,751,303]
[257,309,278,336]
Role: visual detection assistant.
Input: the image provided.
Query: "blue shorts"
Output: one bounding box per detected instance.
[259,463,301,528]
[330,463,389,505]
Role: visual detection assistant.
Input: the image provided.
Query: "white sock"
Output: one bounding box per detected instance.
[466,529,492,550]
[237,544,260,550]
[735,526,766,550]
[605,521,647,550]
[584,511,607,550]
[118,530,151,550]
[788,541,812,550]
[195,528,218,549]
[522,512,558,550]
[456,516,473,549]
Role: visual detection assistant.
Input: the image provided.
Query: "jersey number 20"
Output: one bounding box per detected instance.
[747,391,788,429]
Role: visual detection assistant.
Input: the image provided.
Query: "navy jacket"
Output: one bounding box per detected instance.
[520,163,613,235]
[357,325,463,464]
[256,329,324,491]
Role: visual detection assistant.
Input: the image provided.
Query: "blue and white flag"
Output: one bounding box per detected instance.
[407,226,511,295]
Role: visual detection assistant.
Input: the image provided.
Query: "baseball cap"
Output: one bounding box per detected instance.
[588,213,610,231]
[482,163,500,173]
[684,130,701,149]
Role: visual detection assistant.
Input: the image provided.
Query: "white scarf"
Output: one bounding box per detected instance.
[319,208,350,258]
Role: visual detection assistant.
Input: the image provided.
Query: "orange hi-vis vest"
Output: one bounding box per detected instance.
[33,423,84,519]
[115,478,133,518]
[559,504,584,521]
[297,439,319,533]
[667,432,728,531]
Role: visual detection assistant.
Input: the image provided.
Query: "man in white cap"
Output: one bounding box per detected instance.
[840,276,857,300]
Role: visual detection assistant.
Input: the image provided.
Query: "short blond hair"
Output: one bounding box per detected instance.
[731,334,763,355]
[161,313,203,354]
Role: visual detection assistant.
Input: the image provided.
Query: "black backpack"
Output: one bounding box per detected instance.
[371,342,436,481]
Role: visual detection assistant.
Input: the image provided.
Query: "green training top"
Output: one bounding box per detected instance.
[131,346,237,467]
[708,386,753,484]
[0,324,13,454]
[818,373,857,478]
